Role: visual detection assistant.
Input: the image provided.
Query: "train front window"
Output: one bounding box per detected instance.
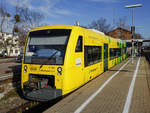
[24,29,71,65]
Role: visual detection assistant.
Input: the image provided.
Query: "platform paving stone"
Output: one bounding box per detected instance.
[81,58,136,113]
[129,57,150,113]
[44,57,150,113]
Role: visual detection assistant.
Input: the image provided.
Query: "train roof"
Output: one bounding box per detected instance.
[30,25,126,44]
[30,25,79,32]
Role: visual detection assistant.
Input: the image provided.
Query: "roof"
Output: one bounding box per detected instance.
[30,25,82,32]
[108,27,131,34]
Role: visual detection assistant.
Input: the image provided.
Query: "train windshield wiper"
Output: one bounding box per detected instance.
[40,51,59,68]
[39,51,59,68]
[48,51,59,60]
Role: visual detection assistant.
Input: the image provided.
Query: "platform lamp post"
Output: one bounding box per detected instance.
[125,4,142,63]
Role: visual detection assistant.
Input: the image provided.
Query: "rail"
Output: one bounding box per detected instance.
[0,73,13,81]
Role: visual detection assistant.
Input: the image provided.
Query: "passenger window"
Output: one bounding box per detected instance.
[75,36,83,52]
[84,46,102,67]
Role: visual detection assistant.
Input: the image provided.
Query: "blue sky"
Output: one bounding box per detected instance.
[2,0,150,39]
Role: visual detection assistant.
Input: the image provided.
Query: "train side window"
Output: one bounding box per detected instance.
[84,46,102,67]
[110,48,115,60]
[75,36,83,52]
[114,48,121,58]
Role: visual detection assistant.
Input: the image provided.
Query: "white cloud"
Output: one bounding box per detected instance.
[7,0,31,9]
[6,0,74,18]
[55,9,72,15]
[88,0,120,3]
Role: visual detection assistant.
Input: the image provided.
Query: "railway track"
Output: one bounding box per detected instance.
[7,101,40,113]
[0,61,57,113]
[0,58,15,64]
[7,97,61,113]
[144,52,150,63]
[144,51,150,100]
[0,73,13,81]
[0,73,14,86]
[0,72,20,85]
[146,55,150,63]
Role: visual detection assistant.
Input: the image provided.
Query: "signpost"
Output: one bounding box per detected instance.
[125,4,142,63]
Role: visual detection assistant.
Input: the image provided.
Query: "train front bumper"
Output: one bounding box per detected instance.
[23,87,62,101]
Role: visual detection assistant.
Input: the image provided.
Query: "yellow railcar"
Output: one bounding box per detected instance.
[21,25,126,101]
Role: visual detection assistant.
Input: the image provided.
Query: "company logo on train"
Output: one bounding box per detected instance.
[21,24,127,101]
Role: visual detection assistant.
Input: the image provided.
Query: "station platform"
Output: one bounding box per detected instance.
[44,57,150,113]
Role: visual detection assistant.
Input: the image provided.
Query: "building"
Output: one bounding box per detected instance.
[0,32,21,56]
[107,27,143,56]
[107,27,132,40]
[107,27,143,41]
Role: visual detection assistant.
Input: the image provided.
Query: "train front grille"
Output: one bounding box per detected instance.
[24,74,55,91]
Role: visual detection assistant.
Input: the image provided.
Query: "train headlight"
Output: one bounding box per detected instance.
[24,65,27,73]
[57,67,62,75]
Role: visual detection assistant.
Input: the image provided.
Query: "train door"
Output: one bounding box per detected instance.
[73,34,84,87]
[104,44,108,71]
[63,30,85,93]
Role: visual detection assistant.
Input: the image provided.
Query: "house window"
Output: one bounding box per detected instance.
[118,32,121,36]
[10,50,13,53]
[15,50,18,53]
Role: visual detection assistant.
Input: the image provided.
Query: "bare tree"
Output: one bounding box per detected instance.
[18,7,44,30]
[15,7,44,46]
[0,3,11,56]
[9,6,44,47]
[135,33,143,39]
[0,4,10,32]
[88,17,112,33]
[0,2,44,56]
[116,17,129,29]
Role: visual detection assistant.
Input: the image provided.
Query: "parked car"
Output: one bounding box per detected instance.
[0,54,3,57]
[16,52,23,63]
[0,51,7,57]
